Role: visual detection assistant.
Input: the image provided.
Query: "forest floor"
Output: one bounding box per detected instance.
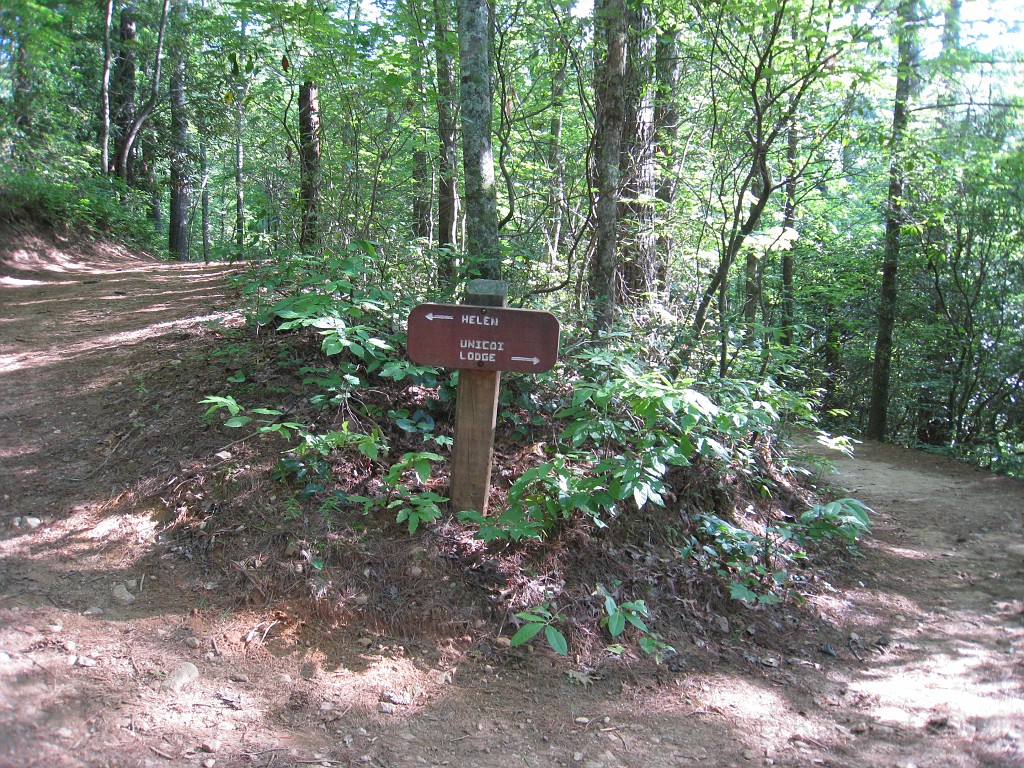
[0,225,1022,768]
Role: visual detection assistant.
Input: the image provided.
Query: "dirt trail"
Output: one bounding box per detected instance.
[0,228,1021,768]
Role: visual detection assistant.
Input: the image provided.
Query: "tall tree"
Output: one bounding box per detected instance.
[587,0,628,332]
[111,4,138,184]
[866,0,920,440]
[116,0,170,182]
[298,80,322,253]
[457,0,500,279]
[168,0,190,261]
[434,0,459,279]
[99,0,115,174]
[617,0,657,301]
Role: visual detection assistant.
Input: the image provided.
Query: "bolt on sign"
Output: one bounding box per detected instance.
[406,303,560,373]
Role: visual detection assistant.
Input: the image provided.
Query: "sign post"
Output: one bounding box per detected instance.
[407,280,560,514]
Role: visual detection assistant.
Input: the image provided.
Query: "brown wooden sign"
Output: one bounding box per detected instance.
[407,303,560,373]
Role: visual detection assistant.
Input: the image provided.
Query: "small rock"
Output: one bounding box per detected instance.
[214,451,232,461]
[743,749,758,760]
[162,662,200,692]
[200,739,221,753]
[573,752,584,762]
[761,657,780,668]
[713,615,730,634]
[574,716,590,725]
[851,722,869,734]
[409,566,423,578]
[494,636,511,648]
[83,606,104,616]
[378,702,397,714]
[203,759,216,768]
[185,636,201,649]
[383,690,412,706]
[55,727,74,739]
[229,672,249,683]
[112,583,136,605]
[24,517,42,529]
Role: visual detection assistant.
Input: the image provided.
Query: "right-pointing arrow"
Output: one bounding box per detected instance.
[510,356,540,365]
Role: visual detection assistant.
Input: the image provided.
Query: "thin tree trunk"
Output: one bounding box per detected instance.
[116,0,170,182]
[654,25,679,284]
[690,147,771,339]
[434,0,458,283]
[168,7,189,262]
[742,173,765,338]
[201,140,210,262]
[11,38,32,159]
[99,0,114,174]
[411,29,433,242]
[780,107,799,347]
[545,44,566,263]
[298,81,322,253]
[143,137,161,230]
[457,0,501,279]
[112,5,138,185]
[587,0,628,332]
[866,0,919,441]
[234,98,245,257]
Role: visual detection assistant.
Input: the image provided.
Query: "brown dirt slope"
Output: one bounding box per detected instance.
[0,226,1021,768]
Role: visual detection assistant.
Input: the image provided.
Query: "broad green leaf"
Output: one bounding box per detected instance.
[544,625,568,655]
[509,622,545,647]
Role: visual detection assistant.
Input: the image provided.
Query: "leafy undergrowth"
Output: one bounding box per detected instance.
[144,244,869,671]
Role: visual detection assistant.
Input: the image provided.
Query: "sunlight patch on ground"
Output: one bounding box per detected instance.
[0,312,235,373]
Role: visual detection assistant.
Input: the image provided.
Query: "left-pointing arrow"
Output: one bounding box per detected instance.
[425,312,454,321]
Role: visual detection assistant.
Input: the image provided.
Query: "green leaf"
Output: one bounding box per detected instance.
[224,415,251,428]
[607,611,626,638]
[509,622,545,647]
[544,625,568,655]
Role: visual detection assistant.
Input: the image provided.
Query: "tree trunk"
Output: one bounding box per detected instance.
[545,43,566,263]
[617,1,657,302]
[200,140,210,262]
[168,8,189,262]
[112,5,138,185]
[780,106,799,348]
[690,147,771,340]
[234,98,245,257]
[434,0,459,283]
[653,25,679,280]
[298,81,322,253]
[456,0,501,280]
[143,137,161,230]
[99,0,115,175]
[11,37,33,159]
[742,173,765,337]
[587,0,628,333]
[866,0,919,441]
[116,0,170,182]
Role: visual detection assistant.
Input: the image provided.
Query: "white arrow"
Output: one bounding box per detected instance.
[510,356,541,365]
[425,312,454,321]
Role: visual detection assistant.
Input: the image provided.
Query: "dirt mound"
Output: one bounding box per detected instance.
[1,227,1021,768]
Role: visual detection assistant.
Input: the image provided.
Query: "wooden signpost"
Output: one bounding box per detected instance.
[407,280,560,514]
